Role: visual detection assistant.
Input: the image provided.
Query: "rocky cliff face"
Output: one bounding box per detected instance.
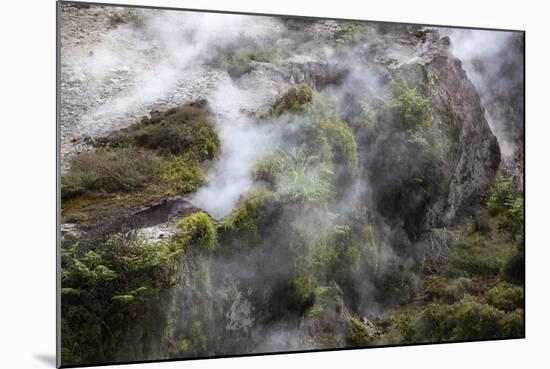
[59,4,524,365]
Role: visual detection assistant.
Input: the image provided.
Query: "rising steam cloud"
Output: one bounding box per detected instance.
[444,29,524,156]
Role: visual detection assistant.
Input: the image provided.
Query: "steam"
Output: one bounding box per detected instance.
[191,78,284,218]
[72,10,283,135]
[444,29,524,156]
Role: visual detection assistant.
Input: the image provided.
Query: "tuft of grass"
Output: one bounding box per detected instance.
[274,148,335,204]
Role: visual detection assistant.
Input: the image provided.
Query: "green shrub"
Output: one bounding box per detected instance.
[60,232,183,364]
[385,76,432,131]
[320,117,358,168]
[265,86,358,201]
[272,148,334,203]
[105,104,219,160]
[424,276,474,303]
[174,257,215,356]
[61,305,102,364]
[503,248,525,283]
[348,317,372,346]
[487,175,524,239]
[487,176,515,215]
[465,213,492,235]
[218,188,274,249]
[487,282,524,312]
[447,207,518,279]
[326,225,361,281]
[172,215,218,356]
[449,297,523,340]
[290,273,315,308]
[305,304,325,319]
[413,303,455,341]
[252,153,285,188]
[61,149,161,199]
[160,155,204,194]
[358,76,441,240]
[386,296,524,344]
[387,312,416,343]
[271,84,313,116]
[375,269,420,306]
[62,233,183,297]
[176,212,218,255]
[448,239,503,277]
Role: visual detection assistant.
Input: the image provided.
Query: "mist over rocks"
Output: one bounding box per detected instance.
[59,4,524,365]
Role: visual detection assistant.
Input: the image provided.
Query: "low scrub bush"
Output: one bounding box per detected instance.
[382,295,524,344]
[176,212,218,256]
[487,282,524,312]
[61,149,161,199]
[271,84,313,116]
[105,104,219,160]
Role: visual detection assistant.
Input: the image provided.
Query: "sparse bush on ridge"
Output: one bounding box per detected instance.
[61,149,161,199]
[104,104,219,160]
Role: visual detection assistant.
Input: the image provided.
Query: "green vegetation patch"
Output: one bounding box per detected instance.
[103,103,218,160]
[176,212,218,255]
[487,175,524,240]
[348,316,373,346]
[487,282,524,312]
[61,103,218,228]
[379,295,523,344]
[447,214,518,278]
[209,44,285,78]
[218,188,275,250]
[61,149,161,199]
[60,232,184,364]
[271,84,313,116]
[354,76,442,240]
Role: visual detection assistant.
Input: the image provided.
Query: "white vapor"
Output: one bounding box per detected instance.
[191,79,284,218]
[445,29,524,156]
